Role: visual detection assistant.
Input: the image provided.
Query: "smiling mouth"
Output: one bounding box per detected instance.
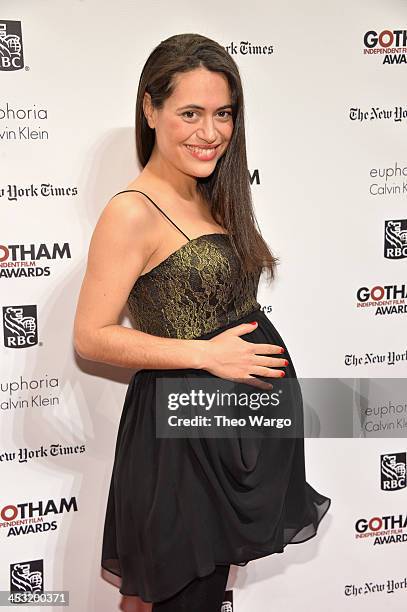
[184,144,220,159]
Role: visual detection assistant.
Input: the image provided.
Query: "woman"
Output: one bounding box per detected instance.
[74,33,331,611]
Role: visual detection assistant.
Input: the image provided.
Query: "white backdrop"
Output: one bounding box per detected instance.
[1,0,407,610]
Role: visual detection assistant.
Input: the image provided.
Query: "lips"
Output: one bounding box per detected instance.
[184,144,219,160]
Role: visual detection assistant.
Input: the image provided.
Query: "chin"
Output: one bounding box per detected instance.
[178,159,218,179]
[190,167,217,179]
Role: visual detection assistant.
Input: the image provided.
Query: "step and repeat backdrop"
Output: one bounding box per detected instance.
[1,1,406,611]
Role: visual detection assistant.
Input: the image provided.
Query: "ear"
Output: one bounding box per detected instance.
[143,92,155,129]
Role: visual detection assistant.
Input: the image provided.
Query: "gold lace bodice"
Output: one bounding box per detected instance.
[113,190,262,340]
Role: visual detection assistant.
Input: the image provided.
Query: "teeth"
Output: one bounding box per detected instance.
[186,145,216,154]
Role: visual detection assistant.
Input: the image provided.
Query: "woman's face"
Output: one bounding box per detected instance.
[144,67,234,178]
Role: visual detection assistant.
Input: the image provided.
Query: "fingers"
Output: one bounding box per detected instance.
[253,355,288,369]
[252,343,286,355]
[228,322,260,336]
[250,364,286,378]
[222,324,286,356]
[231,327,286,355]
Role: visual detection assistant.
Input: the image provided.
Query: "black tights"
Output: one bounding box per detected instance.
[152,564,230,612]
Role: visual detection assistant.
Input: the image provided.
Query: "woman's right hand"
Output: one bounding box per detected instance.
[201,321,289,390]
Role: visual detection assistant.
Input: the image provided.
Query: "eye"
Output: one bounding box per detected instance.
[181,111,197,119]
[217,110,233,119]
[181,110,233,120]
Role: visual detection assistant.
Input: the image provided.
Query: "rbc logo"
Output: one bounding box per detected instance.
[381,453,406,491]
[0,20,24,71]
[10,559,43,593]
[3,305,38,348]
[384,219,407,259]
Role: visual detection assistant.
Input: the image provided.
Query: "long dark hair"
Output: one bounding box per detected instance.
[135,33,279,282]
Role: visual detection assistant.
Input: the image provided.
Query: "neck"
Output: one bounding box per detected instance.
[143,149,199,202]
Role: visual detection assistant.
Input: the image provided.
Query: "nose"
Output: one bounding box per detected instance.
[196,116,218,143]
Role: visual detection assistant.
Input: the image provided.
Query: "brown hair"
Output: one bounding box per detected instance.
[135,33,279,281]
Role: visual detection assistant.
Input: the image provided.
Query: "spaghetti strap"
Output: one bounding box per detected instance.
[111,189,191,241]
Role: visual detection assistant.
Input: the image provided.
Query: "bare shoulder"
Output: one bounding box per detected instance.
[93,189,160,252]
[103,189,156,232]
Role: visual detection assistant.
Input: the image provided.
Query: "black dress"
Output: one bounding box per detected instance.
[101,189,331,604]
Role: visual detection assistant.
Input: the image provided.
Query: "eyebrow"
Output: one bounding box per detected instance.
[176,104,233,111]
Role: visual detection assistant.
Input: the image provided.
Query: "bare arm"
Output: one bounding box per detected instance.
[73,192,288,389]
[73,192,208,371]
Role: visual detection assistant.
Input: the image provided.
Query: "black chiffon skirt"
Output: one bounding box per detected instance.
[101,307,331,603]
